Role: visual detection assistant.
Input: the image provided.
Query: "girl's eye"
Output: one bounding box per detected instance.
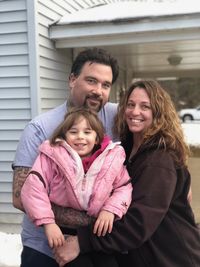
[84,131,92,134]
[68,130,77,134]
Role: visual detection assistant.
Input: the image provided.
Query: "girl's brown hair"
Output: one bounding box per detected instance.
[115,80,190,166]
[50,107,105,146]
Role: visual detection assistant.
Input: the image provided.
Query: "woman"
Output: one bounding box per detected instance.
[54,80,200,267]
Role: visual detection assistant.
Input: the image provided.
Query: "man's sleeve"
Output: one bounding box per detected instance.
[13,122,45,168]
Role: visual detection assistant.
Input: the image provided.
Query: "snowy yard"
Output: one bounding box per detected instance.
[0,122,199,267]
[0,232,22,267]
[181,122,200,147]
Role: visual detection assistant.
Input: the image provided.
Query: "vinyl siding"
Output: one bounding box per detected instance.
[0,0,29,224]
[37,0,71,112]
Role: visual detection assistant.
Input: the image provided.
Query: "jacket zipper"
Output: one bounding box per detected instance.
[82,174,86,191]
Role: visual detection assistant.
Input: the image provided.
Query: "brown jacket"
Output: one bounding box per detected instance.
[78,143,200,267]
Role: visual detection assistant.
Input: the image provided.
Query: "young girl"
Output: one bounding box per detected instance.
[21,107,132,267]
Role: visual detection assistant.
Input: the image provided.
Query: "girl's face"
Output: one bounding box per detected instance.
[65,116,98,158]
[125,87,153,137]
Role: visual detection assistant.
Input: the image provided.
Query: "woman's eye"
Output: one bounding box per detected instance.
[142,105,151,110]
[127,103,134,109]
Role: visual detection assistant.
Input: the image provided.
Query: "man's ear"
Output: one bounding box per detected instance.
[69,73,76,87]
[69,73,74,80]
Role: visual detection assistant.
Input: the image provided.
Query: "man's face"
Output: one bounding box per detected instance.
[69,62,113,112]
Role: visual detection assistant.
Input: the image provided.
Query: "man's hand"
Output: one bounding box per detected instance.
[12,166,30,211]
[93,210,115,236]
[44,223,65,248]
[53,235,80,267]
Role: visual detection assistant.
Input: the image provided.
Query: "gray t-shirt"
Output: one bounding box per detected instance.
[13,101,118,258]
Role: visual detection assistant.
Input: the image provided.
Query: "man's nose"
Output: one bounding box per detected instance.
[94,83,103,95]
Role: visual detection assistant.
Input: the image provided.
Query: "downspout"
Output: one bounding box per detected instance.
[26,0,40,118]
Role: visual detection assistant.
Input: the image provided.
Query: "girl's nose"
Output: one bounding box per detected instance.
[77,132,84,139]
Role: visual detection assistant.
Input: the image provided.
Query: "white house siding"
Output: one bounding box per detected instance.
[37,0,71,113]
[0,0,30,227]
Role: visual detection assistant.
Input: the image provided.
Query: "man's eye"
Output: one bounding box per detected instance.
[87,78,96,84]
[102,83,111,90]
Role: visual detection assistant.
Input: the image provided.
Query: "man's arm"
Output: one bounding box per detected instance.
[51,203,92,228]
[12,166,30,211]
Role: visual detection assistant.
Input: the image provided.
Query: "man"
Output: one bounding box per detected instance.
[12,47,119,267]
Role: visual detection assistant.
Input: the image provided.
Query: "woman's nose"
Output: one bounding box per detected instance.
[131,105,140,114]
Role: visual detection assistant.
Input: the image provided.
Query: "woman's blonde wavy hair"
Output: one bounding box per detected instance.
[114,80,190,166]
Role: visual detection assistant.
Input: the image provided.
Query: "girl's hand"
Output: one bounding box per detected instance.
[93,210,114,236]
[44,223,65,248]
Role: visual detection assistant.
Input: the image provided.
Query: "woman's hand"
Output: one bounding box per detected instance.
[53,235,80,267]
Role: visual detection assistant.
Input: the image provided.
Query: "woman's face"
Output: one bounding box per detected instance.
[125,87,153,136]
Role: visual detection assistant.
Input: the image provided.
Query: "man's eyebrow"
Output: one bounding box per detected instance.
[85,76,96,79]
[85,76,112,84]
[104,81,112,85]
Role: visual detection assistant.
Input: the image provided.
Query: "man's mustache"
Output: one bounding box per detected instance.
[86,93,103,101]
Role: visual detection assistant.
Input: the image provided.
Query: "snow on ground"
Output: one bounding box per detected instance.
[0,232,22,267]
[0,122,199,267]
[181,122,200,147]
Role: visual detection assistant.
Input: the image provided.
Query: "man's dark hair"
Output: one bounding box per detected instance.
[70,47,119,84]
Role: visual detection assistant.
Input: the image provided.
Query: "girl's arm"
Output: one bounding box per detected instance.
[101,165,133,219]
[21,162,55,226]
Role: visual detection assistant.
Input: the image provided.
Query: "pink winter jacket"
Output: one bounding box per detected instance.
[21,140,132,226]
